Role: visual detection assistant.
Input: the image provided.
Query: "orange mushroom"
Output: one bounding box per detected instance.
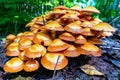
[33,31,52,46]
[18,38,32,50]
[25,44,46,58]
[47,39,69,52]
[3,57,24,73]
[24,59,40,72]
[6,42,20,56]
[74,35,87,44]
[41,53,68,70]
[64,21,83,34]
[91,22,115,32]
[81,27,95,36]
[45,20,64,39]
[77,42,101,56]
[59,32,75,42]
[63,44,80,57]
[81,6,100,14]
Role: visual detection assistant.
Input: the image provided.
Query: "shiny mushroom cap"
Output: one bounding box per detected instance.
[81,6,100,14]
[41,53,68,70]
[47,39,69,52]
[45,20,64,31]
[81,27,95,36]
[6,42,20,56]
[63,44,80,57]
[24,59,40,72]
[75,35,87,44]
[3,57,24,73]
[59,32,75,42]
[64,21,83,34]
[91,22,115,32]
[33,31,52,46]
[77,42,101,56]
[25,44,46,58]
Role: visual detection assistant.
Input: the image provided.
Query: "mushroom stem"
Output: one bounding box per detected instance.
[52,55,60,80]
[51,30,56,39]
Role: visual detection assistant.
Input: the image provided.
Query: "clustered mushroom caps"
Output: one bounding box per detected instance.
[3,5,115,73]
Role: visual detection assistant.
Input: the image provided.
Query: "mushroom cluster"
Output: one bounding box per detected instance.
[3,5,115,73]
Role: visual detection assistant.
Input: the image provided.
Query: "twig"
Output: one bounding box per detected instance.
[52,55,60,80]
[99,46,120,50]
[42,16,46,25]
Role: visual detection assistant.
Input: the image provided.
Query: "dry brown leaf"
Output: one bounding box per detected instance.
[80,64,104,76]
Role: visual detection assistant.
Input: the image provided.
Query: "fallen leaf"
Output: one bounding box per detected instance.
[80,64,104,76]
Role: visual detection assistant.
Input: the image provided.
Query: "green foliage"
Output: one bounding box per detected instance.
[0,0,119,36]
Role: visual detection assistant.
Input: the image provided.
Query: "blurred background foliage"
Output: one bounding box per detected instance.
[0,0,120,37]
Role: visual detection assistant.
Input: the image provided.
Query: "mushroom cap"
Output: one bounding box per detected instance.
[74,35,87,44]
[33,32,52,46]
[101,31,113,37]
[81,6,100,14]
[54,5,68,10]
[25,44,46,58]
[77,42,101,56]
[41,53,68,70]
[64,21,83,34]
[47,39,69,52]
[59,32,75,42]
[81,21,93,28]
[60,13,80,22]
[18,38,32,50]
[71,5,82,12]
[63,44,80,57]
[88,37,103,44]
[24,59,40,72]
[6,42,20,56]
[91,22,115,32]
[45,20,64,31]
[23,31,34,40]
[3,57,24,73]
[6,34,16,41]
[81,27,95,36]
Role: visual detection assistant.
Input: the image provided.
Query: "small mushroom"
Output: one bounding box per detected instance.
[77,42,101,56]
[33,31,52,46]
[64,21,83,34]
[88,37,103,44]
[41,53,68,70]
[4,34,16,48]
[81,6,100,14]
[91,22,115,32]
[81,21,93,28]
[45,20,64,39]
[47,39,69,52]
[18,38,32,50]
[6,42,20,56]
[74,35,87,44]
[24,59,40,72]
[3,57,24,73]
[81,27,95,36]
[59,32,75,42]
[25,44,46,58]
[63,44,80,57]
